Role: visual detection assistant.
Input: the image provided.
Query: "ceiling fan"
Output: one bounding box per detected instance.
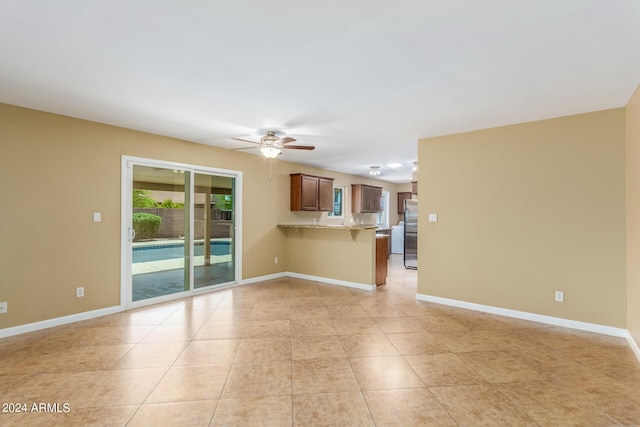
[231,131,315,158]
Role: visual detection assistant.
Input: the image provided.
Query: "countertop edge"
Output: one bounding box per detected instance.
[277,223,378,230]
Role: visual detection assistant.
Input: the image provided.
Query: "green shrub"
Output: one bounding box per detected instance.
[158,198,184,209]
[133,190,157,208]
[213,194,233,210]
[132,213,162,240]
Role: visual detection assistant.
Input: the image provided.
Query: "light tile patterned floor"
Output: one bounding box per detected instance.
[1,255,639,426]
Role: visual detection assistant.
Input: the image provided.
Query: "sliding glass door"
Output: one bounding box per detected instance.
[123,157,239,308]
[193,173,235,289]
[130,165,190,302]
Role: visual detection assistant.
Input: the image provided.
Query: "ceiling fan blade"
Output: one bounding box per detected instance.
[280,137,297,144]
[231,137,260,145]
[284,145,315,150]
[231,146,258,151]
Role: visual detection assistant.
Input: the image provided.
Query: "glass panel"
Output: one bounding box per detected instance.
[131,165,190,301]
[376,191,389,227]
[193,173,235,288]
[328,186,344,217]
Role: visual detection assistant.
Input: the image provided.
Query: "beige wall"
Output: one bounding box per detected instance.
[0,103,403,329]
[627,85,640,344]
[418,108,627,328]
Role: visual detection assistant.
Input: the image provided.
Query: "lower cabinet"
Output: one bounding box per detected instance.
[375,234,389,285]
[397,191,412,214]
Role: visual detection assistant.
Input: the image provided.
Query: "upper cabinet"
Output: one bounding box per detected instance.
[290,173,335,211]
[317,177,334,211]
[352,184,382,213]
[397,191,412,214]
[411,180,418,196]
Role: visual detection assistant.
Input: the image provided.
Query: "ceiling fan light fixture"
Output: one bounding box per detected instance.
[260,146,281,158]
[261,131,279,145]
[369,165,381,176]
[231,131,315,156]
[412,161,418,172]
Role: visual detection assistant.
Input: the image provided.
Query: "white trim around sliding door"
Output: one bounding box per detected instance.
[120,155,243,310]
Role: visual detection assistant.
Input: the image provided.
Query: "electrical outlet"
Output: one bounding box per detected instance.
[274,257,279,264]
[555,291,564,302]
[76,287,85,298]
[0,301,7,314]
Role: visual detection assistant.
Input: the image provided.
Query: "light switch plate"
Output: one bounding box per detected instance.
[428,213,438,223]
[0,301,7,314]
[93,212,101,222]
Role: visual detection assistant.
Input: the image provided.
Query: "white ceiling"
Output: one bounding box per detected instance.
[1,1,639,183]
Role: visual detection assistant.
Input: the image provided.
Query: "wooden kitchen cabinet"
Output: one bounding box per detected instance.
[411,181,418,196]
[397,191,412,214]
[318,177,334,211]
[290,173,335,211]
[375,234,389,285]
[351,184,382,213]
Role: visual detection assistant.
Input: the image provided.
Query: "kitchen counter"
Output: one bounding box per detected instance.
[278,223,377,241]
[277,223,377,230]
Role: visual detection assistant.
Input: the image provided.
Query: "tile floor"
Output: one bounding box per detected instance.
[1,255,639,426]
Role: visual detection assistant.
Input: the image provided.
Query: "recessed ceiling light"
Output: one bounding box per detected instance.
[387,162,402,168]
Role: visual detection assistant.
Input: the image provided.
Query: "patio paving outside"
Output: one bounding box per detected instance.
[132,238,234,301]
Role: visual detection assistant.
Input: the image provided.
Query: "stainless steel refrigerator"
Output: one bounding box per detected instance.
[404,199,417,269]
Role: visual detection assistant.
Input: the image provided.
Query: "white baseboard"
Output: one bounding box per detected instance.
[241,272,376,291]
[627,331,640,362]
[240,272,288,285]
[0,305,124,339]
[285,272,376,291]
[416,293,628,338]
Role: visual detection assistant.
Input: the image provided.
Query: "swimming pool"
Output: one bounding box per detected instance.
[133,241,231,263]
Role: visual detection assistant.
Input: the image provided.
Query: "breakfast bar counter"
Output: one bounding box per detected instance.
[277,223,377,241]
